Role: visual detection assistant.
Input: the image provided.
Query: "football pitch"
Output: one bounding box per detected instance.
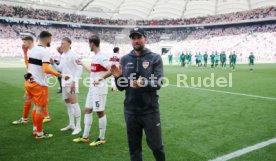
[0,61,275,161]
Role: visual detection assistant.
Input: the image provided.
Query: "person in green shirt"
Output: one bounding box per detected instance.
[195,52,199,67]
[221,51,227,69]
[231,52,237,71]
[185,52,190,68]
[219,52,223,67]
[214,51,219,68]
[210,52,215,69]
[203,51,208,68]
[180,52,185,67]
[249,52,255,71]
[168,52,173,65]
[198,52,203,67]
[229,52,233,68]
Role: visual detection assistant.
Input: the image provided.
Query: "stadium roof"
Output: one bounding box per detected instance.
[1,0,276,20]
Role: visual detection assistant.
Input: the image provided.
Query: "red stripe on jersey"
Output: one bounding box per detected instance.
[91,63,107,72]
[109,57,120,62]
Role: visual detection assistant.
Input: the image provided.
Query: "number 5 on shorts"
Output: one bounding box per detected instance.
[95,101,100,108]
[93,94,100,110]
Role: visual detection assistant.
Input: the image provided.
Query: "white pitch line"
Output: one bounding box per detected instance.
[168,84,276,101]
[208,138,276,161]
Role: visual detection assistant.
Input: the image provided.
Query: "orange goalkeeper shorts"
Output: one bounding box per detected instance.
[25,81,48,107]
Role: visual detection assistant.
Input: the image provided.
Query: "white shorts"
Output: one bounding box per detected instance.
[62,86,79,100]
[85,90,107,112]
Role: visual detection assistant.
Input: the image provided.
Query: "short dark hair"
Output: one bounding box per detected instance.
[39,31,52,39]
[113,47,119,53]
[22,36,34,42]
[62,37,72,44]
[89,35,100,47]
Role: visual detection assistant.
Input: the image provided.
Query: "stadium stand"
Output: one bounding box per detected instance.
[0,3,276,62]
[0,4,276,26]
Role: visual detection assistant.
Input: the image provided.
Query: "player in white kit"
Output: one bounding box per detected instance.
[110,47,120,91]
[51,37,83,135]
[73,35,112,146]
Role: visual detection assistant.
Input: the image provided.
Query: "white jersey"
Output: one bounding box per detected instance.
[109,53,121,65]
[90,51,112,94]
[54,50,82,87]
[27,45,51,86]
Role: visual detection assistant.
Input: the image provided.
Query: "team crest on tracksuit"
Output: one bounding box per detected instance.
[142,60,149,69]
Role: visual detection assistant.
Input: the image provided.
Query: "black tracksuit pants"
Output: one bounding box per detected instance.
[124,112,165,161]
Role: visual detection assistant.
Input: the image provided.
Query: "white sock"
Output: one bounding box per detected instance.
[72,103,81,129]
[99,115,107,140]
[82,113,92,138]
[66,103,75,127]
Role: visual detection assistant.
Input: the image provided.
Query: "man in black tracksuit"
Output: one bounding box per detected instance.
[111,27,165,161]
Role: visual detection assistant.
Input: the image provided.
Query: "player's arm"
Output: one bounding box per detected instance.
[67,55,83,93]
[95,71,112,84]
[103,72,112,79]
[82,64,91,73]
[100,58,113,80]
[83,64,91,73]
[42,52,65,79]
[42,63,69,80]
[42,63,60,77]
[76,59,90,73]
[94,57,113,84]
[74,65,83,82]
[22,45,29,68]
[72,55,83,82]
[70,64,83,94]
[23,52,28,69]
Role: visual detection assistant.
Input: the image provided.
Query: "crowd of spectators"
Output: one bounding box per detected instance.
[0,4,276,26]
[0,21,275,62]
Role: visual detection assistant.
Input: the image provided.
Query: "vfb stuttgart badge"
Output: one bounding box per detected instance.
[142,60,149,69]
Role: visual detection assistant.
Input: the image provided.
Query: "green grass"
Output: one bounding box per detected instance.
[0,61,275,161]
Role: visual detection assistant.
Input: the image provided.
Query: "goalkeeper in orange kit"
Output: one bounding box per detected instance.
[12,36,51,125]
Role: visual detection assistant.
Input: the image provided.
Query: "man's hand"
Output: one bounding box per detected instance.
[110,64,122,78]
[130,77,145,88]
[130,80,139,88]
[50,58,54,65]
[93,78,102,86]
[137,77,145,87]
[70,81,76,94]
[22,44,28,53]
